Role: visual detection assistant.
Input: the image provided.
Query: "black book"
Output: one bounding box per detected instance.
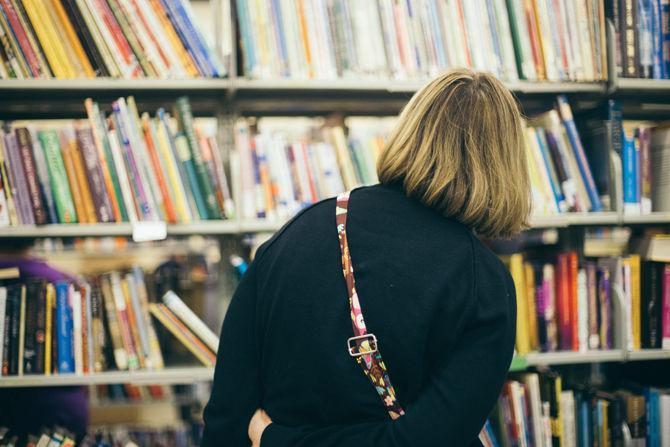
[51,284,58,375]
[539,371,562,447]
[1,286,12,375]
[642,262,662,348]
[22,280,43,374]
[8,286,22,375]
[34,281,47,374]
[60,0,110,77]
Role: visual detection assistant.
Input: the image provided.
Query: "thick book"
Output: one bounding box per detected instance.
[99,273,128,370]
[56,282,74,373]
[5,131,36,224]
[22,280,43,374]
[162,290,219,352]
[109,271,140,370]
[29,127,58,224]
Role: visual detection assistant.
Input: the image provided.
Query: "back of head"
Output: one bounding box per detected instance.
[377,69,530,238]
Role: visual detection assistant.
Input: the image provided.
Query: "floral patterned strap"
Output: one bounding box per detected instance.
[336,191,405,420]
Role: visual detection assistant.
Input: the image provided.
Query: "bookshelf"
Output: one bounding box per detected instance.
[0,367,214,388]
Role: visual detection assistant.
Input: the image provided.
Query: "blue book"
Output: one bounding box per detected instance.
[428,0,447,70]
[653,0,665,78]
[622,130,639,213]
[639,0,655,78]
[535,129,568,212]
[174,0,225,76]
[649,388,660,446]
[56,282,74,374]
[270,0,289,77]
[556,96,603,211]
[485,0,503,78]
[576,393,591,447]
[235,0,256,76]
[663,0,670,77]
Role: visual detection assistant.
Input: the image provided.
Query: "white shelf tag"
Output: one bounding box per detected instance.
[132,221,167,242]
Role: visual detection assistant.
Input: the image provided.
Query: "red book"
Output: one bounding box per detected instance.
[0,0,40,77]
[14,128,46,224]
[568,252,579,351]
[142,118,177,223]
[523,0,546,80]
[556,253,572,350]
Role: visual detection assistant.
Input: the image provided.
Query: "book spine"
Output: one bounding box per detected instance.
[76,126,114,223]
[568,252,579,351]
[21,282,38,374]
[120,276,145,368]
[623,127,639,214]
[175,97,219,219]
[0,137,19,226]
[0,0,41,76]
[623,0,639,76]
[663,264,670,349]
[587,262,600,349]
[0,288,5,374]
[175,133,208,219]
[652,0,664,78]
[7,287,19,375]
[5,132,36,224]
[37,130,77,223]
[17,285,25,376]
[639,0,654,77]
[100,274,127,370]
[556,253,571,350]
[662,0,670,76]
[125,273,150,366]
[631,255,642,350]
[60,0,108,76]
[1,288,12,376]
[44,283,53,376]
[56,282,74,373]
[70,137,98,223]
[599,265,612,349]
[29,129,58,224]
[60,133,87,224]
[106,129,138,223]
[109,271,139,370]
[638,126,653,213]
[71,287,83,374]
[162,290,219,352]
[142,115,177,223]
[89,283,105,372]
[15,128,46,224]
[577,268,588,352]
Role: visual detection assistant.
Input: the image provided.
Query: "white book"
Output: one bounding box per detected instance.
[234,122,257,220]
[479,0,502,77]
[156,118,193,223]
[162,291,219,352]
[118,0,168,78]
[526,127,560,215]
[564,0,584,80]
[461,0,486,72]
[0,287,6,374]
[522,374,545,447]
[661,394,670,447]
[534,0,560,81]
[134,0,187,77]
[491,0,519,80]
[71,288,83,376]
[542,402,553,447]
[577,268,589,352]
[508,0,537,80]
[622,262,634,351]
[84,283,94,376]
[574,0,595,81]
[316,142,345,198]
[509,381,529,447]
[560,391,577,447]
[107,129,139,223]
[315,0,339,78]
[126,273,151,367]
[556,0,575,80]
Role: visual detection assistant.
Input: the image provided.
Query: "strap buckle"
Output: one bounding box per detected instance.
[347,334,378,357]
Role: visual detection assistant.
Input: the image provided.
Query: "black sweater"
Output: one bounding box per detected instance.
[201,184,516,447]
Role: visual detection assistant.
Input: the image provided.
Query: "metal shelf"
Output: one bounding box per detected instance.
[0,221,239,238]
[626,349,670,361]
[0,78,231,92]
[615,78,670,92]
[0,367,214,388]
[524,350,625,366]
[622,212,670,224]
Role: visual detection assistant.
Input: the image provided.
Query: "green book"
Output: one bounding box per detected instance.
[174,97,221,219]
[38,130,77,223]
[175,134,208,220]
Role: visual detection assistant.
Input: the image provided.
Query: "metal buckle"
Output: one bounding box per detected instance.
[347,334,378,357]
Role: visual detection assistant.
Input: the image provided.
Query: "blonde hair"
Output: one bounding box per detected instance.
[377,69,530,238]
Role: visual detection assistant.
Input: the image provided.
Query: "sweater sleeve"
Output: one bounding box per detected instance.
[260,247,516,447]
[201,256,262,447]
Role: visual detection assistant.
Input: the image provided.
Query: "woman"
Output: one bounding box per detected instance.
[202,69,530,446]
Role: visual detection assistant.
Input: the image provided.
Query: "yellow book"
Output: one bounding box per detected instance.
[121,277,145,369]
[629,255,641,350]
[42,0,80,78]
[524,262,539,351]
[44,284,55,376]
[510,254,531,355]
[21,0,69,78]
[155,119,192,223]
[51,0,95,78]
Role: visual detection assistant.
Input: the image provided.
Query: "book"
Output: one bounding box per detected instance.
[162,290,218,352]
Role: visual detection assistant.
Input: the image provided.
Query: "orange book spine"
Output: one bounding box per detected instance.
[71,140,98,224]
[51,0,95,78]
[142,117,177,223]
[524,0,546,80]
[156,304,216,364]
[568,252,579,351]
[60,134,87,223]
[296,0,313,78]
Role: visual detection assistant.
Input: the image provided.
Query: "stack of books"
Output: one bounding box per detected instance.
[509,251,670,356]
[489,370,670,447]
[0,0,225,79]
[0,96,235,226]
[612,0,670,79]
[0,267,219,377]
[235,0,607,82]
[235,116,395,221]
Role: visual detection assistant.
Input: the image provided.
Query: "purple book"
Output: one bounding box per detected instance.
[598,265,612,349]
[4,133,35,224]
[542,263,558,352]
[586,262,600,350]
[76,127,114,223]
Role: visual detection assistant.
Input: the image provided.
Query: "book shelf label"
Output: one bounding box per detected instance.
[132,222,167,242]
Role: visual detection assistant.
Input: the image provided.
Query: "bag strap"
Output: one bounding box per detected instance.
[336,191,405,420]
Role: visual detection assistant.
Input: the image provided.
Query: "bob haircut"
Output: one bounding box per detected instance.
[377,69,531,238]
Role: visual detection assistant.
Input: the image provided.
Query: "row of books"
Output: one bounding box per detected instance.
[509,252,670,355]
[235,0,608,82]
[0,0,225,79]
[612,0,670,79]
[0,426,75,447]
[235,116,395,221]
[0,268,219,377]
[0,96,235,227]
[486,371,670,447]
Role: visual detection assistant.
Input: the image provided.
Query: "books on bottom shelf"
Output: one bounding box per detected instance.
[0,96,235,228]
[0,267,219,380]
[507,251,670,357]
[487,370,670,447]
